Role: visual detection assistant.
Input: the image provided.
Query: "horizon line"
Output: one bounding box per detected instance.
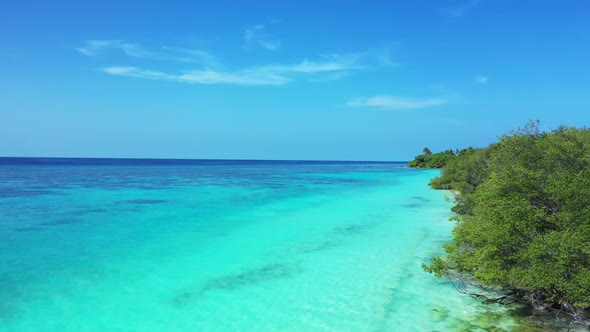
[0,156,409,164]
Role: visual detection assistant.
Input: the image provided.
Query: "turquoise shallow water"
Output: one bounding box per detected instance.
[0,159,518,331]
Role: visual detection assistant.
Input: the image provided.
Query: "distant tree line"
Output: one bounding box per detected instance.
[421,120,590,329]
[407,147,459,168]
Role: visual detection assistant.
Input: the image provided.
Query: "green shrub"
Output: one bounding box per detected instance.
[424,121,590,323]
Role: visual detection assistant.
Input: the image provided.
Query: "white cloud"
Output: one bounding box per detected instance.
[102,67,175,80]
[345,95,447,110]
[159,46,219,67]
[100,57,351,86]
[442,0,481,18]
[77,40,219,67]
[244,23,281,51]
[102,66,288,86]
[255,59,357,75]
[99,48,395,86]
[474,75,489,84]
[76,40,151,57]
[79,35,397,86]
[251,50,397,77]
[103,66,136,75]
[180,70,288,85]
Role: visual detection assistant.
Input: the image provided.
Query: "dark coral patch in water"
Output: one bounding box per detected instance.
[402,196,433,209]
[402,203,423,208]
[77,208,107,214]
[297,240,341,254]
[410,196,431,202]
[14,226,43,232]
[40,218,82,226]
[171,263,301,307]
[0,189,56,198]
[331,222,379,235]
[202,263,300,291]
[123,199,168,205]
[171,292,193,306]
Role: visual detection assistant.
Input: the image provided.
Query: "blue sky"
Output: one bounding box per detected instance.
[1,0,589,160]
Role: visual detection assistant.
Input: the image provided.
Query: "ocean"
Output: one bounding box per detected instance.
[0,158,518,331]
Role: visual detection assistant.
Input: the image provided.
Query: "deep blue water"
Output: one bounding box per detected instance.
[0,157,407,166]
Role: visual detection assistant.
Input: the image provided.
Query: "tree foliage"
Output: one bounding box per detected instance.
[424,121,590,326]
[408,148,456,168]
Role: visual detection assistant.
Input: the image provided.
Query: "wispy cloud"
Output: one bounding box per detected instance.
[101,53,376,86]
[79,36,396,86]
[345,95,448,110]
[474,75,489,84]
[256,58,359,75]
[103,66,287,86]
[76,40,218,66]
[97,47,395,86]
[103,66,174,80]
[441,0,481,18]
[159,46,219,67]
[76,40,151,57]
[245,23,281,51]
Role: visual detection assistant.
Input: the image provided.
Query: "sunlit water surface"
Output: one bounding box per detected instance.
[0,158,524,331]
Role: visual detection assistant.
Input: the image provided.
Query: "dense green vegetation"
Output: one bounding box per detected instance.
[424,121,590,327]
[407,147,457,168]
